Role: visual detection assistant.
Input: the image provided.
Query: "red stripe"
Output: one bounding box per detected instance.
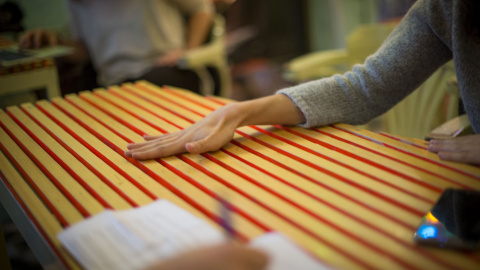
[4,111,92,217]
[109,88,185,130]
[379,132,428,149]
[205,95,229,105]
[277,125,444,195]
[127,85,207,118]
[0,125,69,227]
[334,126,480,179]
[162,85,217,111]
[313,127,475,190]
[0,171,71,269]
[35,103,158,202]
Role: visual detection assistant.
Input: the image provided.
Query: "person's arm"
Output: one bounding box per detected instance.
[157,2,213,66]
[125,94,305,160]
[186,9,213,50]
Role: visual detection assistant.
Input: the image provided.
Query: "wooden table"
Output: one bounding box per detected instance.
[1,81,480,269]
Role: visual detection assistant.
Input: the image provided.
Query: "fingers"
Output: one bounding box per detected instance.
[428,135,480,165]
[127,134,174,150]
[19,29,58,49]
[437,151,480,165]
[18,32,31,48]
[143,134,168,141]
[428,135,478,152]
[125,133,187,160]
[156,50,185,67]
[34,29,44,48]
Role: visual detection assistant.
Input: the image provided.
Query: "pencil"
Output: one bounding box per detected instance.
[219,195,234,239]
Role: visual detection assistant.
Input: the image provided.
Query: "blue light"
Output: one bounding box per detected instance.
[418,225,438,239]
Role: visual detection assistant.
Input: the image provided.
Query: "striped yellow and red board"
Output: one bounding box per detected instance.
[1,80,480,270]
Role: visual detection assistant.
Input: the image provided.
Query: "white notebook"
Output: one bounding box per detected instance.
[58,200,330,270]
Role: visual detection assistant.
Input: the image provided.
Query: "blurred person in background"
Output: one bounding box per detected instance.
[19,0,214,93]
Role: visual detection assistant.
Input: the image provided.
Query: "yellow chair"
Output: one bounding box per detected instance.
[283,22,397,83]
[381,61,458,139]
[177,14,232,97]
[424,75,472,140]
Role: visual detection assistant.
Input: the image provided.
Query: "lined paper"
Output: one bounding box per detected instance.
[58,200,326,270]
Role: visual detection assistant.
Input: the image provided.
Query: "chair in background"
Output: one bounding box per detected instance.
[382,61,458,139]
[177,14,232,97]
[283,22,397,83]
[424,75,473,140]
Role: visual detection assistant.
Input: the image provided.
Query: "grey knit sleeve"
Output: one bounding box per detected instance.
[277,0,453,128]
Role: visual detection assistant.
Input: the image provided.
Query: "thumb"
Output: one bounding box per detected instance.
[186,138,215,154]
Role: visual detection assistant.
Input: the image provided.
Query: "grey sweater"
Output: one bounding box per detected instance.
[278,0,480,133]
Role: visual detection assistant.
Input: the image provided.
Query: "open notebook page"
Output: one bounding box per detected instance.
[57,200,330,270]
